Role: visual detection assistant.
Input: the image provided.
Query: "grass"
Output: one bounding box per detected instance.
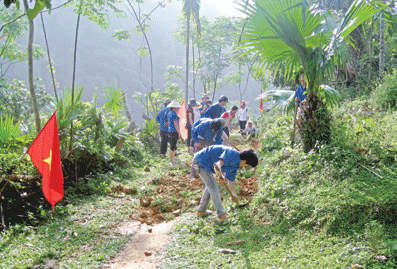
[2,104,397,268]
[0,195,133,268]
[0,138,200,268]
[161,108,397,268]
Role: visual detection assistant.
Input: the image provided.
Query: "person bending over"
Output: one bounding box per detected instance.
[191,145,258,222]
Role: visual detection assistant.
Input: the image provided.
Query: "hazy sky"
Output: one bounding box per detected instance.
[203,0,244,17]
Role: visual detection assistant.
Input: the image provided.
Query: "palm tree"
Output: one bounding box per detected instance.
[239,0,379,152]
[182,0,201,106]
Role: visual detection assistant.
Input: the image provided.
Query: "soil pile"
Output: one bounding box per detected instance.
[127,169,259,225]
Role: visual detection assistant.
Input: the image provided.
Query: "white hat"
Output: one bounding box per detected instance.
[167,100,181,108]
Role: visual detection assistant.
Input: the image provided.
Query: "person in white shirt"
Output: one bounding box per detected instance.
[238,101,249,136]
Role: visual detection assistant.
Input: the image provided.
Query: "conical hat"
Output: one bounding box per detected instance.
[167,100,181,108]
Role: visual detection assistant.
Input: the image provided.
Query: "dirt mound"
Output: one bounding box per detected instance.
[126,168,259,225]
[238,174,258,198]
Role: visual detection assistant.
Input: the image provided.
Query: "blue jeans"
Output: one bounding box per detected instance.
[192,159,226,217]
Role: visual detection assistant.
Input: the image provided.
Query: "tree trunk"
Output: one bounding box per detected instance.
[70,1,82,152]
[23,0,41,134]
[40,13,58,103]
[122,93,135,132]
[379,10,385,77]
[238,65,242,103]
[297,93,331,153]
[126,0,156,117]
[185,16,190,106]
[368,16,373,83]
[192,34,195,99]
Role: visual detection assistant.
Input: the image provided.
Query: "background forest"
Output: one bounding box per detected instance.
[2,0,397,268]
[1,0,268,125]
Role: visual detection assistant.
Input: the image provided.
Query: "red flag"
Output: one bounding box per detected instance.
[260,88,264,113]
[177,101,188,141]
[28,111,64,208]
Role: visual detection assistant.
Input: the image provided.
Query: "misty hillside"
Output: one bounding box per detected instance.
[5,0,272,124]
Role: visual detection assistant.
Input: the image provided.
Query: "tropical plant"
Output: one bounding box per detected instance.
[103,80,125,115]
[55,86,85,150]
[239,0,380,152]
[0,115,22,149]
[104,116,128,147]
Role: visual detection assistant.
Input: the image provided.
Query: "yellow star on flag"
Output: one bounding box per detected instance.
[43,149,52,172]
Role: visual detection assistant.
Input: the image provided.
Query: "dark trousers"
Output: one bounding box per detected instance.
[223,127,229,137]
[169,131,179,151]
[160,130,169,155]
[239,120,247,136]
[186,126,192,147]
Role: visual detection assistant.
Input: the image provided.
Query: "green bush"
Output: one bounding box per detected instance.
[370,68,397,110]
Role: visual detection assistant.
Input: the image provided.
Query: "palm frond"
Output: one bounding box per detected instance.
[103,81,125,115]
[318,85,341,108]
[0,115,22,145]
[238,0,327,82]
[256,89,295,112]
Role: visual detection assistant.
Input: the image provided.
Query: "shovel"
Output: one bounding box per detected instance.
[213,164,238,202]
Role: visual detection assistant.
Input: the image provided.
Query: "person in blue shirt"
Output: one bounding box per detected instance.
[167,101,182,163]
[192,145,258,221]
[199,94,211,118]
[192,118,225,152]
[295,71,307,108]
[155,99,171,158]
[203,95,228,119]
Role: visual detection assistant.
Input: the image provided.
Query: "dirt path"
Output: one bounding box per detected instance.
[102,218,180,269]
[101,137,261,269]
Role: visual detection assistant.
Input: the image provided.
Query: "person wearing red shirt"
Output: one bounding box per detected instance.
[221,106,238,137]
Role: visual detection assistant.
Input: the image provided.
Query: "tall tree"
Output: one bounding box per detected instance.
[22,0,41,133]
[172,16,243,100]
[113,0,169,118]
[239,0,379,152]
[182,0,201,105]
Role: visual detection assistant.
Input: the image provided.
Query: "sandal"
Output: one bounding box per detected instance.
[196,211,212,218]
[218,214,229,222]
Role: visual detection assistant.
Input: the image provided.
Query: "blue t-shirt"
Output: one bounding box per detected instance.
[156,105,170,132]
[295,84,307,102]
[192,118,222,145]
[194,145,240,181]
[199,101,210,118]
[203,103,223,119]
[167,110,180,133]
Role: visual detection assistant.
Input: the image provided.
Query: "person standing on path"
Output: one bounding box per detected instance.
[203,95,228,119]
[221,105,238,137]
[238,101,249,136]
[186,99,200,154]
[199,94,211,118]
[155,99,171,158]
[192,145,258,221]
[167,101,182,163]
